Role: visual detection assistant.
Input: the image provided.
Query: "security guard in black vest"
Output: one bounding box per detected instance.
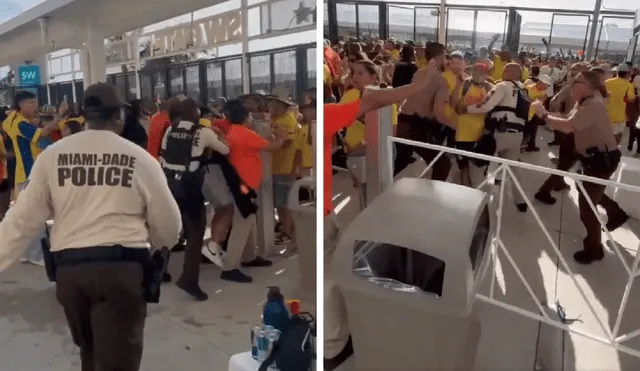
[159,98,229,301]
[0,83,182,370]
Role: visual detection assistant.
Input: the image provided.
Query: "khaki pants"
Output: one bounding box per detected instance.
[324,212,350,358]
[223,212,258,271]
[494,131,525,204]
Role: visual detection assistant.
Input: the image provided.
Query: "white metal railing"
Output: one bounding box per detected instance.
[386,135,640,359]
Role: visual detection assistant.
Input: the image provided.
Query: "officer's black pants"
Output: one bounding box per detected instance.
[56,262,147,371]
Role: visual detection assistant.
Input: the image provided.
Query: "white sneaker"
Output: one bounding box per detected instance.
[202,241,225,268]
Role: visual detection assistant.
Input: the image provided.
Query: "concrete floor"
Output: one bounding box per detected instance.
[0,243,307,370]
[330,129,640,371]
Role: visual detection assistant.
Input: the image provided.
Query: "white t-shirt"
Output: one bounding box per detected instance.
[0,130,182,270]
[540,65,561,97]
[159,120,229,172]
[633,75,640,94]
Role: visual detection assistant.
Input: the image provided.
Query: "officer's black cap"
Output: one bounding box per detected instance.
[14,90,37,107]
[83,83,130,110]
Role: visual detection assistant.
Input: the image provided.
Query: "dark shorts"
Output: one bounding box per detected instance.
[454,141,477,169]
[0,179,9,193]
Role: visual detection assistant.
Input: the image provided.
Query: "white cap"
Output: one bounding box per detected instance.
[614,64,630,72]
[538,74,553,86]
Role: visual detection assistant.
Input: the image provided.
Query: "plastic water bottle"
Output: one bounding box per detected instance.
[263,286,290,332]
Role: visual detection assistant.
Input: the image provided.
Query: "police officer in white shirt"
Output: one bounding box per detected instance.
[461,63,529,212]
[540,57,561,98]
[0,83,182,371]
[159,98,229,301]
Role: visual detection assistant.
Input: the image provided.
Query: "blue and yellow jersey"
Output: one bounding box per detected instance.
[1,111,52,191]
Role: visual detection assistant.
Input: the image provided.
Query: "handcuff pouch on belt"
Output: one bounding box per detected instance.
[580,147,621,174]
[485,117,523,134]
[48,245,169,303]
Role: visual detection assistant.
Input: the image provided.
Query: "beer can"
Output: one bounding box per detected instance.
[251,326,261,360]
[257,330,268,361]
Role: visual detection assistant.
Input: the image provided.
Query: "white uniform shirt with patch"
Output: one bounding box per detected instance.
[0,130,182,271]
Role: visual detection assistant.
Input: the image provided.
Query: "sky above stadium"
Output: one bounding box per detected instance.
[0,0,46,25]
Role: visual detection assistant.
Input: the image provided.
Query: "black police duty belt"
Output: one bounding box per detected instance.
[53,245,150,266]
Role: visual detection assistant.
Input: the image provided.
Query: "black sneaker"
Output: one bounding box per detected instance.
[573,249,604,265]
[535,191,557,205]
[162,272,172,283]
[172,241,186,252]
[241,257,273,268]
[324,336,354,371]
[606,213,630,232]
[516,203,528,212]
[221,269,253,283]
[176,278,208,301]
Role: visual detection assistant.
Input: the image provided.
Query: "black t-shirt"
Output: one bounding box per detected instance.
[392,62,418,88]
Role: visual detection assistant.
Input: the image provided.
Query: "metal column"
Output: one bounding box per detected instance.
[252,119,275,256]
[438,0,447,45]
[585,0,603,60]
[364,86,394,205]
[241,0,251,94]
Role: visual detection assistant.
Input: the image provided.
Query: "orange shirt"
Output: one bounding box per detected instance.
[323,100,361,216]
[226,124,269,191]
[147,112,170,159]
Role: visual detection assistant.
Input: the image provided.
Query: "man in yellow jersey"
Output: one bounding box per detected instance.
[267,94,298,245]
[452,63,493,187]
[522,74,552,152]
[605,63,636,144]
[1,91,58,195]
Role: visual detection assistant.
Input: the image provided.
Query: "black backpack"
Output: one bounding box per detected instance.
[258,313,315,371]
[509,81,531,121]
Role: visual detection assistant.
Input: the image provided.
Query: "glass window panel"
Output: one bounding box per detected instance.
[273,50,297,99]
[50,58,62,76]
[596,17,635,61]
[140,73,153,100]
[415,7,438,44]
[224,59,243,99]
[324,1,329,37]
[73,53,81,72]
[548,15,590,56]
[248,7,262,37]
[446,0,596,11]
[114,75,127,101]
[74,81,84,104]
[519,11,553,54]
[169,67,184,96]
[207,62,224,101]
[307,47,317,90]
[60,56,72,74]
[446,9,474,48]
[58,83,74,104]
[154,72,167,101]
[336,3,357,38]
[126,73,137,102]
[388,5,414,42]
[476,11,507,50]
[185,65,201,102]
[250,54,271,94]
[358,5,379,39]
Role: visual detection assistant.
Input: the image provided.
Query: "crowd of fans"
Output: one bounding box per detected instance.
[0,85,316,301]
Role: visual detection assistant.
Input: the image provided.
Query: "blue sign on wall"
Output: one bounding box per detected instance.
[17,65,41,87]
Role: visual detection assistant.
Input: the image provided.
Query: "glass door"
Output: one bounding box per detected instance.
[475,10,507,50]
[548,14,590,58]
[415,7,439,44]
[387,5,415,42]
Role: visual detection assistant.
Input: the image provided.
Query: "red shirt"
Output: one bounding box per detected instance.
[147,112,170,159]
[226,124,269,191]
[323,100,361,216]
[213,119,231,134]
[324,47,340,79]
